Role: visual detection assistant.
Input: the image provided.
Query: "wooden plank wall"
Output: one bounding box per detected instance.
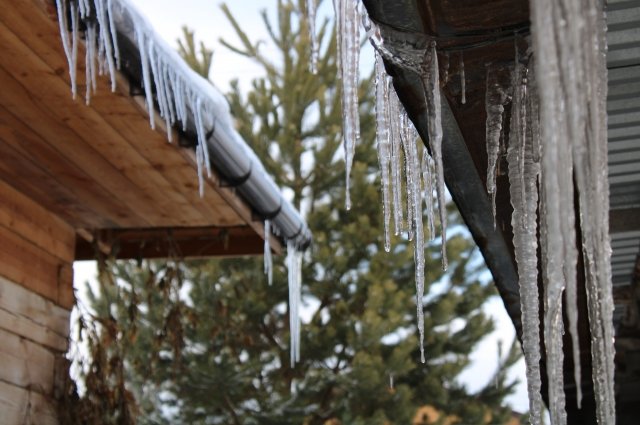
[0,180,75,308]
[0,179,75,425]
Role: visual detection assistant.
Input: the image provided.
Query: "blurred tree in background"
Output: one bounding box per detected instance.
[75,1,522,424]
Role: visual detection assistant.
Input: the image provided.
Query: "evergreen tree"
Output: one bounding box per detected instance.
[177,26,213,79]
[82,1,521,423]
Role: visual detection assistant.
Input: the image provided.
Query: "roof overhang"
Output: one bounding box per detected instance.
[0,0,310,260]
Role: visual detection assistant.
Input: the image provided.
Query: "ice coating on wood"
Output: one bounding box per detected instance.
[264,220,273,286]
[374,52,392,252]
[530,0,615,421]
[306,0,318,74]
[287,241,303,366]
[507,59,543,425]
[334,0,361,210]
[420,43,447,270]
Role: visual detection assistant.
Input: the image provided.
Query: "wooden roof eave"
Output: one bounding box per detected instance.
[0,0,284,259]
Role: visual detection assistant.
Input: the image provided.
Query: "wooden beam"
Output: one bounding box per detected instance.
[74,226,269,260]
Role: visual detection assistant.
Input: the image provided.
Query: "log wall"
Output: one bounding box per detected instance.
[0,180,75,425]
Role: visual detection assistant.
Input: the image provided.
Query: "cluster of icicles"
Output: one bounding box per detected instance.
[54,0,304,366]
[324,0,615,424]
[320,1,451,365]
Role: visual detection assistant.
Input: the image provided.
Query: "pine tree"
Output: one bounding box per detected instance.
[82,1,521,423]
[177,26,213,79]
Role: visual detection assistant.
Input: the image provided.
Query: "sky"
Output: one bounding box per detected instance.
[74,0,529,414]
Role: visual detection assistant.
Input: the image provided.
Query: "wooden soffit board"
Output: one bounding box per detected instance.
[0,0,278,257]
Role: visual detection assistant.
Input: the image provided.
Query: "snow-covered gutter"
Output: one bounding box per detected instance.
[55,0,311,252]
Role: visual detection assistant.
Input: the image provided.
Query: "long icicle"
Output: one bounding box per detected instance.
[56,0,77,98]
[287,241,303,366]
[507,58,543,425]
[374,51,392,252]
[530,0,614,421]
[336,0,361,210]
[264,220,273,286]
[388,84,405,235]
[421,42,447,270]
[485,67,507,227]
[422,147,435,240]
[406,133,426,362]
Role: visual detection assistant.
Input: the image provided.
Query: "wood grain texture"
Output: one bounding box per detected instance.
[0,277,70,366]
[0,0,282,260]
[0,1,249,229]
[0,380,58,425]
[0,226,75,309]
[0,328,56,395]
[0,179,75,263]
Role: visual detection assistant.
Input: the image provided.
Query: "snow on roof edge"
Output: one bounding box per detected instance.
[54,0,311,251]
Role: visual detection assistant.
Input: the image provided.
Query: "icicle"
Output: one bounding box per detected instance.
[85,22,99,104]
[421,147,435,240]
[306,0,318,74]
[95,0,117,91]
[194,98,213,182]
[507,58,543,425]
[530,0,614,420]
[78,0,89,17]
[485,68,507,228]
[287,241,303,366]
[56,0,78,98]
[535,0,614,420]
[374,52,392,252]
[495,339,503,389]
[107,0,121,69]
[442,51,450,85]
[264,221,273,286]
[460,51,466,104]
[149,41,172,136]
[70,3,80,99]
[420,43,447,270]
[401,120,415,242]
[335,0,361,210]
[135,28,155,130]
[406,133,426,362]
[388,85,405,235]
